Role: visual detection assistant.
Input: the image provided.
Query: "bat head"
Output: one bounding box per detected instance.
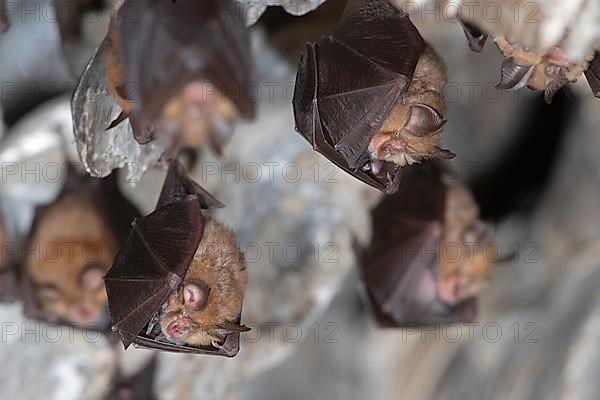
[437,186,494,305]
[25,190,117,328]
[159,218,248,348]
[367,103,452,168]
[366,45,454,170]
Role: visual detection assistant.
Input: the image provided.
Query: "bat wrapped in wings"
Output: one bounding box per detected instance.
[20,172,140,330]
[105,160,248,356]
[292,0,454,194]
[359,162,493,325]
[105,0,255,155]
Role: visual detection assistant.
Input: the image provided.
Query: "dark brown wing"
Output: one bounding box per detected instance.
[459,20,488,52]
[105,196,203,348]
[0,0,9,32]
[360,163,477,325]
[132,322,241,357]
[157,159,224,209]
[113,0,254,143]
[585,52,600,97]
[293,0,425,193]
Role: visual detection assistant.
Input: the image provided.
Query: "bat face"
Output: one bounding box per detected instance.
[366,46,454,170]
[495,36,592,103]
[437,186,493,305]
[360,163,486,325]
[159,217,247,348]
[26,191,115,327]
[104,0,255,154]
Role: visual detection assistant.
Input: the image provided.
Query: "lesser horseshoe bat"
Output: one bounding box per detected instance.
[159,216,247,348]
[360,162,493,325]
[25,189,116,327]
[22,173,139,328]
[293,0,454,194]
[494,36,595,103]
[106,160,247,356]
[104,0,255,156]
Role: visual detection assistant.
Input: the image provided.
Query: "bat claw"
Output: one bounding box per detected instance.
[497,58,535,91]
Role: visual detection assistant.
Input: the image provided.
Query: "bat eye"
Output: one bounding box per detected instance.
[405,104,446,137]
[80,264,106,290]
[183,281,210,311]
[37,285,61,302]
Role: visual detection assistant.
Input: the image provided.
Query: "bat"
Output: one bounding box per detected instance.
[459,20,488,52]
[105,159,248,356]
[104,356,158,400]
[359,162,493,325]
[105,0,255,156]
[0,0,9,32]
[584,52,600,98]
[292,0,454,194]
[22,173,139,329]
[495,36,595,103]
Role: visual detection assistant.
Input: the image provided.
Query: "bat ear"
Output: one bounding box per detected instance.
[405,104,446,137]
[497,58,535,90]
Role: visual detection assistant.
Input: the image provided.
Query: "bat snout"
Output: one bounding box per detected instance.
[166,318,192,342]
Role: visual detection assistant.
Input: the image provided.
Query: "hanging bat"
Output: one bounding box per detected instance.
[104,356,158,400]
[105,159,248,356]
[495,36,597,103]
[292,0,454,194]
[22,173,139,329]
[359,162,493,325]
[105,0,255,156]
[0,0,9,32]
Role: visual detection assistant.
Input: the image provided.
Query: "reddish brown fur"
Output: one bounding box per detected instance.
[495,36,594,92]
[105,18,238,151]
[160,216,246,347]
[368,45,452,167]
[25,191,115,325]
[437,186,493,304]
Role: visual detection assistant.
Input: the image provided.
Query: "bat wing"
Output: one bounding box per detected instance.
[115,0,254,141]
[459,20,488,52]
[585,52,600,98]
[132,323,241,356]
[105,196,204,348]
[293,0,424,193]
[157,159,224,209]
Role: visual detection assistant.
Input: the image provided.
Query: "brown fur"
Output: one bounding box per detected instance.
[105,18,237,151]
[495,36,594,93]
[368,44,452,167]
[25,191,115,325]
[160,217,246,347]
[437,186,494,304]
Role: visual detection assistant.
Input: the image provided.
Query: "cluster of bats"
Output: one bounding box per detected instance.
[2,0,599,355]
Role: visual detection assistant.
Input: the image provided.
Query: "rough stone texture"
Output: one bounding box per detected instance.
[0,304,116,400]
[393,0,600,61]
[235,0,328,25]
[0,98,81,238]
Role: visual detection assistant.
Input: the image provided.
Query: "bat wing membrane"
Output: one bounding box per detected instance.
[105,196,204,348]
